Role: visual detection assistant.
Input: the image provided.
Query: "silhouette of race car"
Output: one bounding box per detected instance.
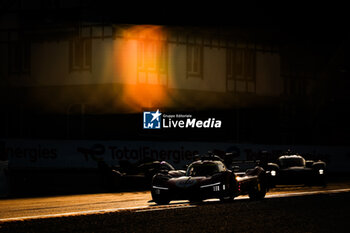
[98,160,177,191]
[151,156,267,205]
[266,154,326,186]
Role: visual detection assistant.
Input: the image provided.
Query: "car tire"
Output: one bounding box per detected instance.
[220,196,234,202]
[189,200,202,204]
[153,196,170,205]
[248,180,266,200]
[220,185,235,202]
[152,190,170,205]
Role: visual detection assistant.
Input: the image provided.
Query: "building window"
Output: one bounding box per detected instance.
[281,56,311,97]
[137,40,168,85]
[227,47,256,93]
[158,43,168,74]
[227,47,255,80]
[138,40,167,73]
[187,44,203,78]
[69,38,92,72]
[138,40,155,72]
[8,41,30,75]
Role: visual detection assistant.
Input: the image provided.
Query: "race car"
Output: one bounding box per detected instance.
[266,154,326,186]
[113,160,176,188]
[99,160,177,191]
[151,157,267,205]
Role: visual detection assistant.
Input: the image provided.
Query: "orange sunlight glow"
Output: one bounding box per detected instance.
[115,25,170,112]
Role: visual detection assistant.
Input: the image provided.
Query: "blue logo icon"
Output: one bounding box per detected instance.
[143,109,162,129]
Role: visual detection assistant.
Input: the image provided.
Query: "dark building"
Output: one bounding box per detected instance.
[0,0,349,146]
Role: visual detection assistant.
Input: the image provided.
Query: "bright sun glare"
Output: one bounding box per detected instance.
[115,25,169,112]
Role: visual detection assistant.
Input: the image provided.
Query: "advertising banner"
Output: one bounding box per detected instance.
[1,139,350,172]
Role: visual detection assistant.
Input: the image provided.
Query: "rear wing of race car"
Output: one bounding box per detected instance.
[231,160,261,172]
[198,151,251,170]
[200,151,239,161]
[199,154,224,162]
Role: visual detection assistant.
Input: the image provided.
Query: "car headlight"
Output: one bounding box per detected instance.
[200,182,221,191]
[271,170,276,176]
[318,169,324,175]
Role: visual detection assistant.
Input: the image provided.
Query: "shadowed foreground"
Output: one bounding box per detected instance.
[1,192,349,233]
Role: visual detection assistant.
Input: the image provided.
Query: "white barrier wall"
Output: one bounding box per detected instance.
[1,139,350,173]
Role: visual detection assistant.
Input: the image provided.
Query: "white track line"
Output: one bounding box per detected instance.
[1,188,350,222]
[265,188,350,199]
[0,206,149,222]
[135,205,196,212]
